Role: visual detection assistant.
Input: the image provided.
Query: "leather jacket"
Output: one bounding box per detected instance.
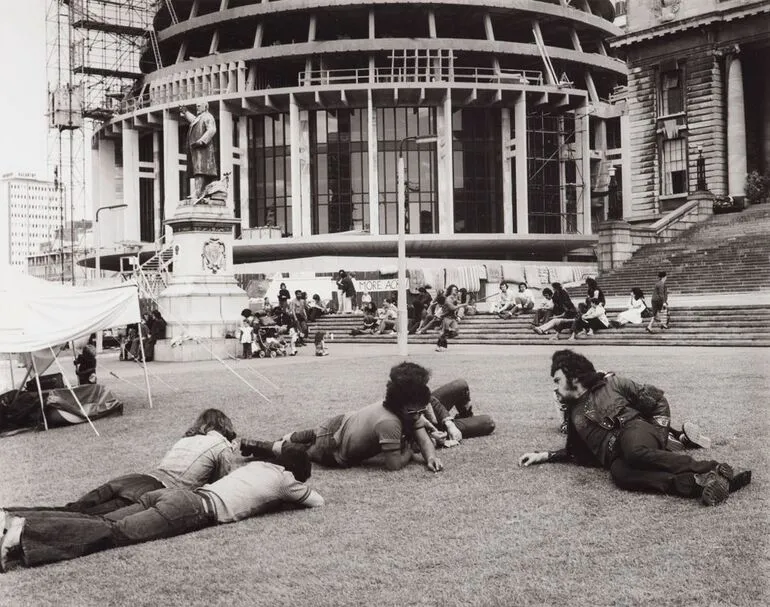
[550,373,671,468]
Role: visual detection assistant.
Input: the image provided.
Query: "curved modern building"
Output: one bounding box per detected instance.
[91,0,626,270]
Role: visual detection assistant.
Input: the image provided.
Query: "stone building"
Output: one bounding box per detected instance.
[610,0,770,216]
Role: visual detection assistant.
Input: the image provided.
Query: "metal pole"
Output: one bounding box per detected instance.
[397,149,408,356]
[94,204,128,353]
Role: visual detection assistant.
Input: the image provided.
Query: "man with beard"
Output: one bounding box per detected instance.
[519,350,751,506]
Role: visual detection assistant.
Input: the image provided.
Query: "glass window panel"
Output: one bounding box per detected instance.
[406,108,419,137]
[265,117,274,147]
[383,108,395,139]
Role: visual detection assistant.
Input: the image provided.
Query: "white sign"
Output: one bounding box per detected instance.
[354,278,408,293]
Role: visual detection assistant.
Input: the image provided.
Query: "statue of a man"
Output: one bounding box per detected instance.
[179,102,218,199]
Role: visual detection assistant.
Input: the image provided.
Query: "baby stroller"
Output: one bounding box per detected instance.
[254,325,289,358]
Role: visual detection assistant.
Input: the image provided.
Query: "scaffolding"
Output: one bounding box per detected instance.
[46,0,154,283]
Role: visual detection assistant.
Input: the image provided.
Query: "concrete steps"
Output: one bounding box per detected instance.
[308,306,770,347]
[586,204,770,297]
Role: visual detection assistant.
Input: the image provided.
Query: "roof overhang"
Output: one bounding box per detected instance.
[83,233,597,272]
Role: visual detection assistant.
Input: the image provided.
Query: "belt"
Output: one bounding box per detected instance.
[194,490,218,522]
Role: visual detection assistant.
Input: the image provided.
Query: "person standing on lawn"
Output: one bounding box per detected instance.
[241,362,444,473]
[0,457,322,572]
[519,350,751,506]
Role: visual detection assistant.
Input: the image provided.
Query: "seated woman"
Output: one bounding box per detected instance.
[415,291,445,334]
[377,299,399,334]
[511,282,536,316]
[612,287,648,327]
[533,283,577,336]
[4,409,237,517]
[567,298,609,340]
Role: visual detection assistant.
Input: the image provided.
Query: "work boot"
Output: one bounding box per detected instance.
[728,470,752,494]
[239,439,276,459]
[681,422,711,449]
[694,471,729,506]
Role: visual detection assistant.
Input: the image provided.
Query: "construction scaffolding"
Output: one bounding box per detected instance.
[45,0,154,283]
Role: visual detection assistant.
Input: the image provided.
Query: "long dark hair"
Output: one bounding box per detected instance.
[185,409,236,441]
[632,287,644,300]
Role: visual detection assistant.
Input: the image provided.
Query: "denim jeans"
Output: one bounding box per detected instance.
[20,489,215,567]
[7,473,164,517]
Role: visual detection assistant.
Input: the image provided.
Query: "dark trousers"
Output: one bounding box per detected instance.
[242,342,252,358]
[7,473,164,517]
[430,379,495,438]
[610,419,718,497]
[285,414,346,467]
[19,489,215,568]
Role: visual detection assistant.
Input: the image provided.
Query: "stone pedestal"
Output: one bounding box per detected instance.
[154,202,247,362]
[596,220,634,274]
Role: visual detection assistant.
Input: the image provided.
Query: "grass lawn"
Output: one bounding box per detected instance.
[1,345,768,607]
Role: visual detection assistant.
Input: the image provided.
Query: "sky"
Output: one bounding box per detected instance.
[0,0,49,178]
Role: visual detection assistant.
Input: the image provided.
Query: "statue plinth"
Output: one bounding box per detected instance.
[154,202,246,362]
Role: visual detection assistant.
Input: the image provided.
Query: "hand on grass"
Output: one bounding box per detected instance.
[519,452,549,467]
[426,456,443,473]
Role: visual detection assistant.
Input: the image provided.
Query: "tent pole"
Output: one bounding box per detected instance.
[30,356,49,431]
[8,353,15,387]
[137,332,154,409]
[49,347,100,437]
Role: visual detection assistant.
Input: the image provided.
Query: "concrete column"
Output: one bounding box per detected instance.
[437,91,454,234]
[764,75,770,172]
[152,131,163,240]
[727,53,747,202]
[620,110,632,219]
[238,116,249,232]
[576,102,592,235]
[367,90,379,234]
[218,103,235,211]
[594,117,608,221]
[162,110,180,233]
[299,110,312,236]
[514,92,528,234]
[557,115,568,231]
[289,94,303,236]
[121,126,140,242]
[501,107,513,233]
[93,137,120,252]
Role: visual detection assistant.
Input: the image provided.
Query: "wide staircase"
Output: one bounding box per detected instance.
[309,204,770,347]
[308,307,770,347]
[587,203,770,296]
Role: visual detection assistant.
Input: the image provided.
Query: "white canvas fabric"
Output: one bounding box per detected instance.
[0,264,141,353]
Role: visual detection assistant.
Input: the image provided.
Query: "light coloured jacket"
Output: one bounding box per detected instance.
[149,430,235,490]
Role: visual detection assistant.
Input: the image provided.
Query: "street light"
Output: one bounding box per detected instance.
[94,203,128,352]
[397,135,437,356]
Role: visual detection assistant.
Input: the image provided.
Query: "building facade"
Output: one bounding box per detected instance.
[611,0,770,217]
[91,0,627,270]
[0,173,62,270]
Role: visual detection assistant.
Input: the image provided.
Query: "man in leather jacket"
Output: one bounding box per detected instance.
[519,350,752,506]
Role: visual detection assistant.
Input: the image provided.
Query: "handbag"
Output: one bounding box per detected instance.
[640,299,653,318]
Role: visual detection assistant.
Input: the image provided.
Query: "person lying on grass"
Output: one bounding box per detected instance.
[551,370,715,452]
[421,379,496,447]
[4,408,238,518]
[519,350,752,506]
[0,455,321,572]
[241,362,444,473]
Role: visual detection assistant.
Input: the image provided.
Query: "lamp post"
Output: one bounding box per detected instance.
[696,145,707,191]
[94,203,128,352]
[397,135,437,356]
[607,166,619,220]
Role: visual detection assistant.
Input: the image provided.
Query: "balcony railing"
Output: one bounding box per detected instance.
[298,66,544,87]
[119,84,223,113]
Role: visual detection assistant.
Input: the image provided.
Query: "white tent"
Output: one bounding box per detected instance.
[0,264,148,434]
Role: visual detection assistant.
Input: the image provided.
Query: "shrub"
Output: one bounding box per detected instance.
[745,170,770,205]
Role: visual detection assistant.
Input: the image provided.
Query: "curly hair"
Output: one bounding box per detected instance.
[550,350,599,389]
[185,409,236,441]
[382,362,431,419]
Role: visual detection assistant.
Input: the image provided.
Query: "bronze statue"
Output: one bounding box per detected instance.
[179,102,218,200]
